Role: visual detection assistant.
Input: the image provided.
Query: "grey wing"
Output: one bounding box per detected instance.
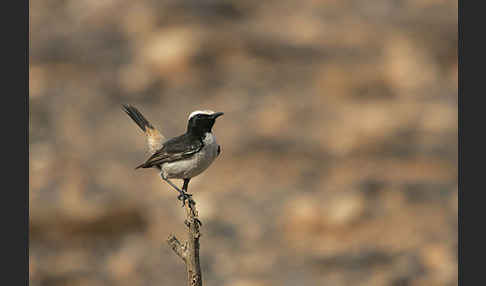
[135,135,202,169]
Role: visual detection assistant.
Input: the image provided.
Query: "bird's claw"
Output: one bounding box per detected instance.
[177,192,193,207]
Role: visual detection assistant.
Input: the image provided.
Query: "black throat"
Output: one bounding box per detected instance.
[186,117,215,139]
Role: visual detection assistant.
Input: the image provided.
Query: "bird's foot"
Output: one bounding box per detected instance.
[177,192,193,207]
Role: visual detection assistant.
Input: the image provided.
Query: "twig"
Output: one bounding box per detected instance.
[167,198,203,286]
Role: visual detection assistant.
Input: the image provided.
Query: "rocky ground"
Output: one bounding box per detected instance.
[30,0,457,285]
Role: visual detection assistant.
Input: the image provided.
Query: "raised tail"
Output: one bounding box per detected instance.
[122,104,154,132]
[122,104,165,154]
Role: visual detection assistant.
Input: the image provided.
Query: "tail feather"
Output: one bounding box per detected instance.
[122,104,154,132]
[123,104,166,157]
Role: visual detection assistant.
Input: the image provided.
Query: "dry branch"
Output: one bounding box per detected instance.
[167,198,203,286]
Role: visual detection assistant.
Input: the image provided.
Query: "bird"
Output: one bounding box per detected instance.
[122,104,223,206]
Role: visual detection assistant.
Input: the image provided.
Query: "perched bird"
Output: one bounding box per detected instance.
[122,104,223,206]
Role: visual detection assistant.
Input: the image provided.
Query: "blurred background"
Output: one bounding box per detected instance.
[29,0,458,285]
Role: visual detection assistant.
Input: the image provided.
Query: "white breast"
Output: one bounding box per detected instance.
[161,133,219,179]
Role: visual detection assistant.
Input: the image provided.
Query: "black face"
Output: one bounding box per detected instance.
[187,112,224,137]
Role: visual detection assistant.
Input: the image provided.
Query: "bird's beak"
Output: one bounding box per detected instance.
[211,112,224,119]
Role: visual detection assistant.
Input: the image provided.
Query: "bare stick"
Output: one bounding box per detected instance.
[167,198,203,286]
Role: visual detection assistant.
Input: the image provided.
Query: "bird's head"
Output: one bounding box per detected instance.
[187,110,224,136]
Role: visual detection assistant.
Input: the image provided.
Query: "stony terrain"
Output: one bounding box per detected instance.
[30,1,457,285]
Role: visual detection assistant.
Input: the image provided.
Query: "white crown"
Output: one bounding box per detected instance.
[188,110,216,120]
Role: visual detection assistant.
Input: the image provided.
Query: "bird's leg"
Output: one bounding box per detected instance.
[162,177,184,194]
[182,178,191,195]
[160,174,191,206]
[179,178,193,207]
